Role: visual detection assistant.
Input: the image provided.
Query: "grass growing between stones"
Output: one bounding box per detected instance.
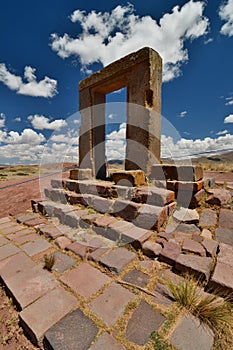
[165,274,233,349]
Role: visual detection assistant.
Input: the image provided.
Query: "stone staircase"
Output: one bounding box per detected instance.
[32,170,176,255]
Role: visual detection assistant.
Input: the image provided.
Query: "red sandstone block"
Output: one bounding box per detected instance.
[55,236,72,249]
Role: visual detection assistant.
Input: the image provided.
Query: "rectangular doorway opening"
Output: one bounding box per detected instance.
[105,87,127,176]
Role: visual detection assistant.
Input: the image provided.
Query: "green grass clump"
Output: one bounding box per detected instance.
[165,274,233,348]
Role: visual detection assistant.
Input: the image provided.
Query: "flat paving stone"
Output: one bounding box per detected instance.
[153,283,174,306]
[89,333,126,350]
[201,239,218,257]
[209,261,233,293]
[142,241,162,258]
[170,314,214,350]
[0,243,20,261]
[175,254,213,281]
[166,223,200,235]
[182,238,206,256]
[159,241,181,265]
[99,248,136,274]
[55,236,72,249]
[122,269,149,288]
[60,262,111,298]
[0,217,12,224]
[0,251,36,280]
[10,233,39,245]
[126,300,166,346]
[19,286,77,344]
[38,224,64,239]
[0,225,25,235]
[215,227,233,246]
[0,236,8,246]
[21,238,52,256]
[217,243,233,267]
[172,207,199,223]
[90,282,135,327]
[16,213,40,224]
[5,265,59,309]
[219,209,233,229]
[199,209,217,227]
[44,309,98,350]
[49,251,76,274]
[7,228,34,241]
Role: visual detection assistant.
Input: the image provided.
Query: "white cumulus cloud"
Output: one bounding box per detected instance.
[51,1,209,82]
[219,0,233,36]
[0,113,6,128]
[0,128,45,145]
[216,129,229,135]
[224,114,233,123]
[28,114,67,130]
[0,64,58,97]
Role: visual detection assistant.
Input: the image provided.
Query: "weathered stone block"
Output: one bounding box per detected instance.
[142,241,162,258]
[113,200,141,221]
[89,282,135,327]
[134,204,167,229]
[182,238,206,256]
[44,309,98,350]
[91,196,114,214]
[175,254,213,280]
[151,164,203,181]
[60,262,110,298]
[70,168,92,180]
[19,287,77,344]
[113,170,146,186]
[206,189,231,206]
[172,207,199,224]
[99,248,136,274]
[215,227,233,246]
[199,209,218,227]
[219,208,233,229]
[159,241,181,265]
[170,315,214,350]
[126,300,166,346]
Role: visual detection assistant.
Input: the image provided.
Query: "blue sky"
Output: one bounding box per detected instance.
[0,0,233,164]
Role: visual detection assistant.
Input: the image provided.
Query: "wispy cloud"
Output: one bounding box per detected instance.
[219,0,233,36]
[225,96,233,105]
[179,110,187,117]
[51,1,209,82]
[216,129,229,135]
[0,64,58,97]
[204,37,213,44]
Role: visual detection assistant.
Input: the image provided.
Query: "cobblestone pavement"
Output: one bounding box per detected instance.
[0,173,233,349]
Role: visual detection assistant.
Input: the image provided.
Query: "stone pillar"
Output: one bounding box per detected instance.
[78,47,162,179]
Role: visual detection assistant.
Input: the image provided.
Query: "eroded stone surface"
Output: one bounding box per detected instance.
[126,300,166,346]
[44,309,98,350]
[60,262,110,298]
[199,209,217,227]
[89,283,135,327]
[175,254,213,280]
[99,248,136,274]
[170,315,214,350]
[219,209,233,229]
[19,287,77,344]
[89,333,126,350]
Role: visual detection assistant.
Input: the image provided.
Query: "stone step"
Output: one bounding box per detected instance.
[43,189,172,230]
[51,178,175,206]
[35,200,154,249]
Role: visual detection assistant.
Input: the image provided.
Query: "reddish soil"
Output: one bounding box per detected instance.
[204,171,233,183]
[0,172,70,218]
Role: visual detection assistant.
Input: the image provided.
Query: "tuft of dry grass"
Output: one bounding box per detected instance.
[43,254,55,271]
[165,274,233,348]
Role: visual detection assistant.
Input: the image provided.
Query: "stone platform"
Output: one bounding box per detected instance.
[1,172,233,349]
